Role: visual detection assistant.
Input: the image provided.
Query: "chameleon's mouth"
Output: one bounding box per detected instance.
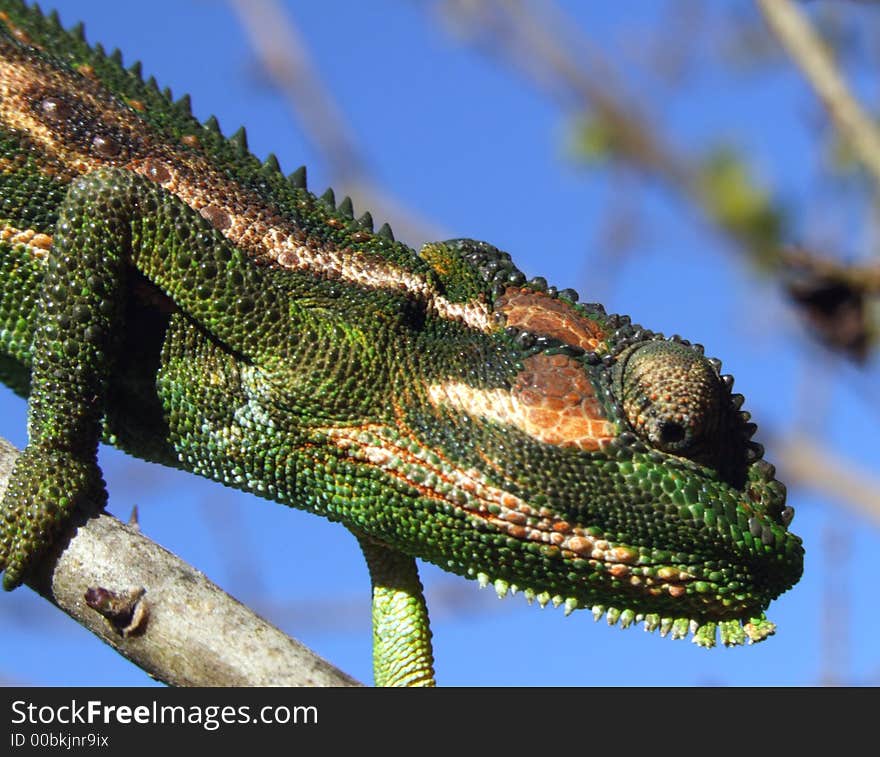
[465,444,803,648]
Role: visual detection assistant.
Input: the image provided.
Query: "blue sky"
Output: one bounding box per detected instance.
[1,0,878,686]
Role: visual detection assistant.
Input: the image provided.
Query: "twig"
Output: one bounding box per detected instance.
[227,0,444,246]
[781,246,880,293]
[437,0,686,182]
[774,433,880,527]
[436,0,880,360]
[756,0,880,192]
[435,1,761,253]
[0,438,361,687]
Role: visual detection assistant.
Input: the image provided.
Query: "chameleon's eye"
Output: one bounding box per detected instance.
[614,341,723,456]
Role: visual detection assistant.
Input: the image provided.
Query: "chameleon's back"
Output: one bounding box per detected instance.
[0,0,803,657]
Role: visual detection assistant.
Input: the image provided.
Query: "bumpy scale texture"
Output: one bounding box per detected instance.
[0,1,803,683]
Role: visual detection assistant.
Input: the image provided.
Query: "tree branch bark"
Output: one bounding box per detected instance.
[0,438,361,687]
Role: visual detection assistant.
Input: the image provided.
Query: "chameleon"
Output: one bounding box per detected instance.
[0,0,803,686]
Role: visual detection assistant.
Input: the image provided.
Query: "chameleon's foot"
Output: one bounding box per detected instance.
[0,446,106,589]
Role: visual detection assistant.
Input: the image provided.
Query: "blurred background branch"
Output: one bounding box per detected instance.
[229,0,444,245]
[757,0,880,190]
[436,0,879,362]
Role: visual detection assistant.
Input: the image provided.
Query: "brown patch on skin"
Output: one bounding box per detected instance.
[141,158,172,184]
[512,353,614,449]
[496,288,606,351]
[38,95,70,123]
[90,133,122,158]
[429,353,616,451]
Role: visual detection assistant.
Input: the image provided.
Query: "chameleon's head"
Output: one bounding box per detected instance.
[601,337,800,644]
[411,240,803,647]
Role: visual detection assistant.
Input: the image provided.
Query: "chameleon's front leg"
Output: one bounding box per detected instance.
[0,159,301,589]
[354,531,436,687]
[0,174,127,588]
[0,165,277,589]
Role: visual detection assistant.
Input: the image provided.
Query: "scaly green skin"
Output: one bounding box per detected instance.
[0,1,803,685]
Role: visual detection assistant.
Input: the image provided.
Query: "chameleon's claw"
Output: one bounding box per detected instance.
[0,446,106,590]
[0,527,9,586]
[2,552,29,591]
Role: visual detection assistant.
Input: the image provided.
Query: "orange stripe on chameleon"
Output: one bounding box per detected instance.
[495,288,607,352]
[0,11,36,48]
[428,352,617,451]
[321,423,628,561]
[321,422,691,594]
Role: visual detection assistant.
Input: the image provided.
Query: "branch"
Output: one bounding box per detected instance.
[227,0,445,247]
[756,0,880,190]
[773,433,880,527]
[0,438,361,687]
[435,0,771,259]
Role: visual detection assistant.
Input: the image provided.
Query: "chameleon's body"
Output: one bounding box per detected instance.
[0,1,802,685]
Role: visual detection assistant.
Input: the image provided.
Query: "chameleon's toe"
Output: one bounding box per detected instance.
[0,447,106,590]
[1,548,31,591]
